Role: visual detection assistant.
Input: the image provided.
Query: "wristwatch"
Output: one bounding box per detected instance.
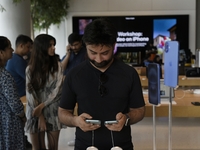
[124,114,130,126]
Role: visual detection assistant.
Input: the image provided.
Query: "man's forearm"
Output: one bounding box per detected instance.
[58,107,78,127]
[128,106,145,125]
[61,54,70,71]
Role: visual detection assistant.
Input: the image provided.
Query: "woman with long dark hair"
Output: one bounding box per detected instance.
[25,34,64,150]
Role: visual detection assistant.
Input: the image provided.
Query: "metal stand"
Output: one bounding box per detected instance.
[168,87,173,150]
[153,105,156,150]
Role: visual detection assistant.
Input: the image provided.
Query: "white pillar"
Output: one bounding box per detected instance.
[0,0,31,47]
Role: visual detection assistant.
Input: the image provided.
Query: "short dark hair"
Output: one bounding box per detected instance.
[0,36,9,51]
[68,33,82,44]
[15,34,33,47]
[82,18,117,46]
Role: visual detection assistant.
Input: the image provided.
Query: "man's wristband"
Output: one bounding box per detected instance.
[124,114,130,126]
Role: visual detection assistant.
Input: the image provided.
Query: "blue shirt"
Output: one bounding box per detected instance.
[62,47,86,75]
[6,53,27,97]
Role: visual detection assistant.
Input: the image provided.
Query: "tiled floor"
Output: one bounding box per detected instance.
[57,117,200,150]
[26,117,200,150]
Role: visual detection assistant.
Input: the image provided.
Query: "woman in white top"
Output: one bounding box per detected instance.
[25,34,64,150]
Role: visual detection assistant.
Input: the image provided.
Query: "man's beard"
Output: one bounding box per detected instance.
[89,56,113,68]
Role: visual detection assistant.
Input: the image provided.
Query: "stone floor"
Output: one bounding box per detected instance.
[26,117,200,150]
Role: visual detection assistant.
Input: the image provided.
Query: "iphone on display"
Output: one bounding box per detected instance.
[164,41,179,88]
[148,63,160,105]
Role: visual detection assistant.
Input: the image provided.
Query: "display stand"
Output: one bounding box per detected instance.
[153,105,156,150]
[147,63,160,150]
[168,87,173,150]
[151,86,174,150]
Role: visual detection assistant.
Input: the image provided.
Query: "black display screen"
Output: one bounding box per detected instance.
[72,15,189,65]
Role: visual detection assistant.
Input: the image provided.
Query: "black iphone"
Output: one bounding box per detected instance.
[148,63,160,105]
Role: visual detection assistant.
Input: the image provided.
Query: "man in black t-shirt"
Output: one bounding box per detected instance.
[58,18,145,150]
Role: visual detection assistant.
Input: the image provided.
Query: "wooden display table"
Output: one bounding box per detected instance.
[144,89,200,117]
[140,76,200,87]
[21,89,200,117]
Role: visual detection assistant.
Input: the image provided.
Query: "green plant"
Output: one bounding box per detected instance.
[31,0,69,33]
[13,0,69,34]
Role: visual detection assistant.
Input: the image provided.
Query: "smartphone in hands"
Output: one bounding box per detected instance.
[104,120,118,125]
[85,119,101,125]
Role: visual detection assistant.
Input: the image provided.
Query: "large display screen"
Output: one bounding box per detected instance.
[72,15,189,65]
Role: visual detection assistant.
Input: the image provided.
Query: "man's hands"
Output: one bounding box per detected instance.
[58,107,131,133]
[74,113,101,132]
[75,112,127,132]
[105,112,126,132]
[66,45,71,53]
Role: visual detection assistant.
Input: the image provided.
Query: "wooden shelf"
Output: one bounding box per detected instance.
[21,89,200,117]
[140,75,200,87]
[144,89,200,117]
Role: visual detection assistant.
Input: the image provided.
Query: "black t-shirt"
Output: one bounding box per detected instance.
[60,59,145,150]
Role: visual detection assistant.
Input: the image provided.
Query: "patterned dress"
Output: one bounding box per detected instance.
[25,62,64,133]
[0,67,25,150]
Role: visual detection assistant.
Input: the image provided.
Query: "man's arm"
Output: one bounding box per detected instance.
[127,106,145,125]
[104,106,145,132]
[58,107,78,127]
[61,45,71,71]
[58,107,101,132]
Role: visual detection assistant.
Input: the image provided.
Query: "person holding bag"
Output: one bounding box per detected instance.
[25,34,65,150]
